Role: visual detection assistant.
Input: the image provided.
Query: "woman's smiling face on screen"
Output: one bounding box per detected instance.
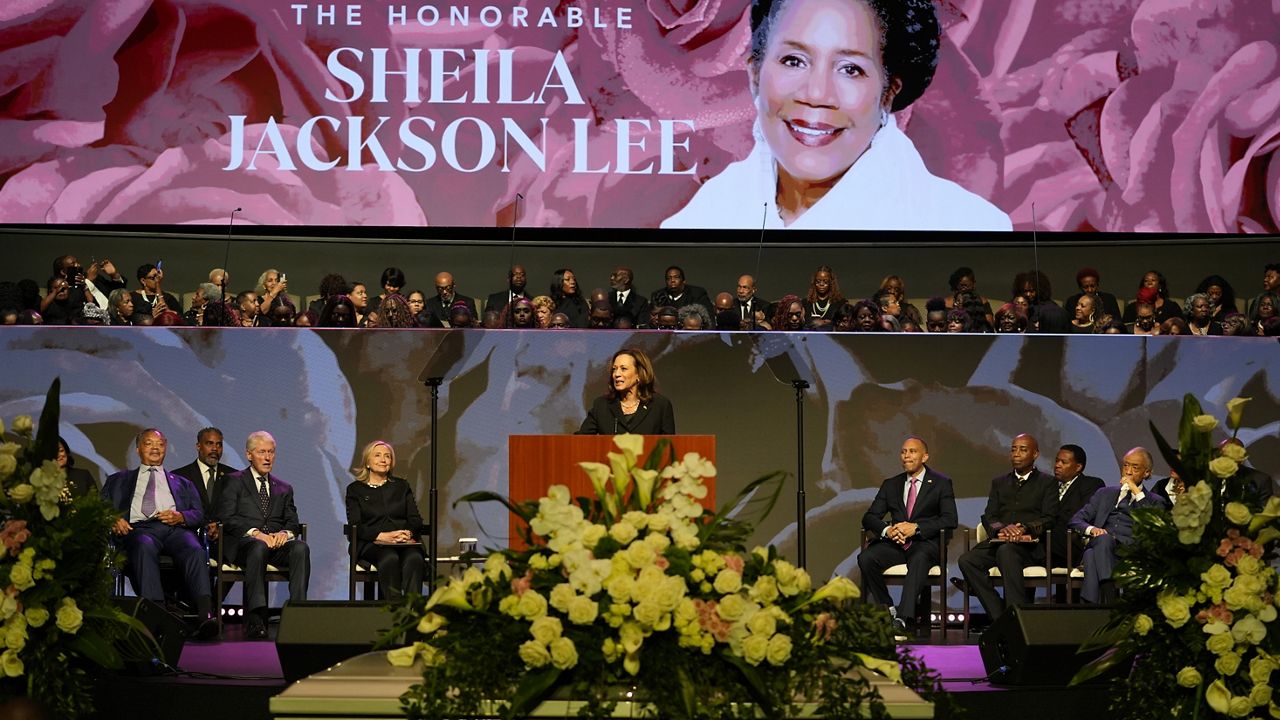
[754,0,896,188]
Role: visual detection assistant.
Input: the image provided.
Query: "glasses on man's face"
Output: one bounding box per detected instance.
[144,274,160,281]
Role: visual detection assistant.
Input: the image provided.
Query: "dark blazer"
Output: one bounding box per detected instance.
[735,297,773,327]
[344,477,425,558]
[1051,474,1106,562]
[1069,485,1167,541]
[101,467,204,527]
[980,468,1059,540]
[172,461,238,519]
[577,394,676,435]
[215,468,302,538]
[554,294,590,327]
[65,467,99,499]
[129,290,182,318]
[1122,299,1183,325]
[424,293,477,327]
[610,289,650,324]
[486,290,530,315]
[651,285,714,318]
[861,467,957,546]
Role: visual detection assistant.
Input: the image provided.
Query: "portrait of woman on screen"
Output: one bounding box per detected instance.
[662,0,1012,232]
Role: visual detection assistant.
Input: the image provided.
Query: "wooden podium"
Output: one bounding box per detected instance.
[508,435,716,547]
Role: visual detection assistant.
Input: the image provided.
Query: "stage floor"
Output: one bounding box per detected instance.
[89,626,1114,720]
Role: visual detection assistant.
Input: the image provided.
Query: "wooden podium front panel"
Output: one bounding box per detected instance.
[507,435,716,548]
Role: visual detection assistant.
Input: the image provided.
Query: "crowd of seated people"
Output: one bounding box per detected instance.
[3,254,1278,337]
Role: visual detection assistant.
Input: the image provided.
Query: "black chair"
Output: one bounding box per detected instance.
[860,529,949,644]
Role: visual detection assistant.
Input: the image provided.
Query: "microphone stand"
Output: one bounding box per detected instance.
[424,376,443,593]
[792,379,809,568]
[222,208,240,314]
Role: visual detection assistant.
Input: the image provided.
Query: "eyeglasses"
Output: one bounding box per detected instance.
[144,274,160,281]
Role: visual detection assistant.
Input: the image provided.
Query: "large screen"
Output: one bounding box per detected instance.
[1,1,1276,233]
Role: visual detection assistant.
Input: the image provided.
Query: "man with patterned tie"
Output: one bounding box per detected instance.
[216,431,310,639]
[1069,447,1167,604]
[102,429,217,639]
[858,437,958,639]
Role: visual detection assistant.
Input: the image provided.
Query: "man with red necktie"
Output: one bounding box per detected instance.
[859,436,958,639]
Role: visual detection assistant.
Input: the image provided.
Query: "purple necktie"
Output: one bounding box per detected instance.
[140,467,157,517]
[903,478,919,549]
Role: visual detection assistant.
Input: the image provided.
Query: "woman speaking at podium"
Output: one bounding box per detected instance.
[576,348,676,435]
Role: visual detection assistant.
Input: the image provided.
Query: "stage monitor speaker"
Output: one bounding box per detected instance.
[112,596,187,674]
[978,605,1115,686]
[276,601,399,682]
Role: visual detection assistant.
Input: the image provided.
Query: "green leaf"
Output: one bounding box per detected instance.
[1070,646,1133,685]
[31,377,61,463]
[505,667,561,720]
[69,630,123,670]
[676,664,697,720]
[723,655,778,718]
[642,438,675,472]
[701,470,788,546]
[454,491,537,523]
[1075,614,1131,652]
[1149,419,1189,482]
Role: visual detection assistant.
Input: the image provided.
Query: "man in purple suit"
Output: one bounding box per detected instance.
[102,428,217,639]
[858,437,958,638]
[215,431,309,639]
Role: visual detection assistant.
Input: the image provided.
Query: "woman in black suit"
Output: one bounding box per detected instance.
[56,437,98,499]
[344,441,425,600]
[577,348,676,435]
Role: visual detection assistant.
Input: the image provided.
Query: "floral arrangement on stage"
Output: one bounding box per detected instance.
[383,435,942,720]
[0,379,157,719]
[1076,395,1280,719]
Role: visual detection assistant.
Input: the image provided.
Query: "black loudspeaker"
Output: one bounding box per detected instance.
[112,597,187,674]
[978,605,1114,686]
[276,601,399,682]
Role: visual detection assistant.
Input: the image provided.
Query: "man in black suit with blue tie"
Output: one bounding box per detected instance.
[859,437,958,638]
[216,431,309,639]
[1069,447,1167,604]
[102,429,217,639]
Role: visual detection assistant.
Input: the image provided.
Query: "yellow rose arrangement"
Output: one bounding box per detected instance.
[1076,396,1280,719]
[0,380,160,718]
[382,436,943,720]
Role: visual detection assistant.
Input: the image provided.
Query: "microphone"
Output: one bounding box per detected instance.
[751,202,767,329]
[508,193,524,272]
[222,208,241,312]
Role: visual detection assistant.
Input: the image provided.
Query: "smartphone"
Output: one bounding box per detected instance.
[280,272,287,283]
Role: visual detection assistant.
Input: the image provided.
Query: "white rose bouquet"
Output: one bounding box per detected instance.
[1075,395,1280,719]
[382,435,944,720]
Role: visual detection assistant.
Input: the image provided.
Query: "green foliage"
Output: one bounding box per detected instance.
[0,378,159,718]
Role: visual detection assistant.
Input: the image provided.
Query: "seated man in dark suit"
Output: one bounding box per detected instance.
[858,437,957,638]
[608,266,650,325]
[171,427,237,530]
[485,265,530,316]
[424,272,477,327]
[215,431,310,639]
[1219,438,1274,503]
[650,266,714,319]
[102,429,216,639]
[1069,447,1168,603]
[1050,444,1105,570]
[957,433,1058,621]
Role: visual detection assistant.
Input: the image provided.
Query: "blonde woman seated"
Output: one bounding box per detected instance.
[345,441,425,599]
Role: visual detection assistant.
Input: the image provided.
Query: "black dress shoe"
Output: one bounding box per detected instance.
[195,614,219,640]
[246,619,268,640]
[892,617,913,642]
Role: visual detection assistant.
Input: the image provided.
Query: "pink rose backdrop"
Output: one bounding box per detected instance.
[0,0,1276,231]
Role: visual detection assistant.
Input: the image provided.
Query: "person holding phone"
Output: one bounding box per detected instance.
[256,268,296,317]
[130,263,181,321]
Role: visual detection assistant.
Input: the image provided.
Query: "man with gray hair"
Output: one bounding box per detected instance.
[1068,447,1167,604]
[185,283,238,327]
[216,431,309,638]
